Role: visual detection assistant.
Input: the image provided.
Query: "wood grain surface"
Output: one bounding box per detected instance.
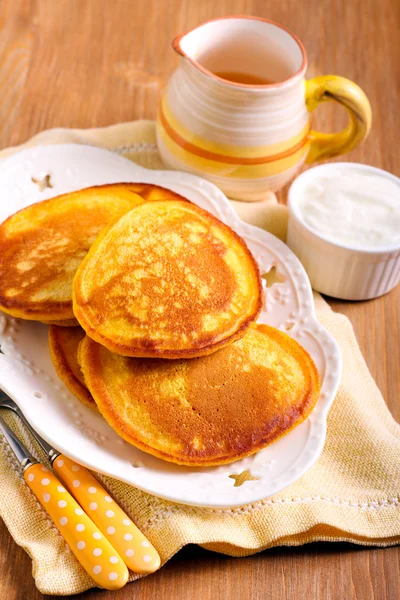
[0,1,399,599]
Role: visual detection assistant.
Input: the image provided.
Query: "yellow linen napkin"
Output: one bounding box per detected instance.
[0,122,399,596]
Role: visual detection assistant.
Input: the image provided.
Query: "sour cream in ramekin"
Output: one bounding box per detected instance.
[287,163,400,300]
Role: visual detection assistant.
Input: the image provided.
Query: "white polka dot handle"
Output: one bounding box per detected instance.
[24,463,129,590]
[53,454,161,574]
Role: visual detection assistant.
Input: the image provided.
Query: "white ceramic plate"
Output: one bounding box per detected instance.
[0,144,341,508]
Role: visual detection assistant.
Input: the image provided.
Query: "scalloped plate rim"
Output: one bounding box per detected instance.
[0,144,342,508]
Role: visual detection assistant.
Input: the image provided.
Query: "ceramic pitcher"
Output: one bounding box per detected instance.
[156,16,372,201]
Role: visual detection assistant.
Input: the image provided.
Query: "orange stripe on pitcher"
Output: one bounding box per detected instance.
[157,117,309,179]
[161,96,311,159]
[159,103,310,167]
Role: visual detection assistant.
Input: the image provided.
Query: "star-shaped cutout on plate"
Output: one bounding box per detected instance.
[228,469,259,487]
[261,266,286,288]
[31,174,53,192]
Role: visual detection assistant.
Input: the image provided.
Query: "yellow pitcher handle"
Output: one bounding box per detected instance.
[305,75,372,163]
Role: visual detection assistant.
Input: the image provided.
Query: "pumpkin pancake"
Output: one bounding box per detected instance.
[0,182,184,323]
[73,199,262,358]
[79,324,320,466]
[48,325,96,409]
[42,318,80,327]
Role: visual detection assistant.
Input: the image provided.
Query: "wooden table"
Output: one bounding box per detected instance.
[0,1,399,598]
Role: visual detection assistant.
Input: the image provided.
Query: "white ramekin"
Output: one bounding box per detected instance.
[287,163,400,300]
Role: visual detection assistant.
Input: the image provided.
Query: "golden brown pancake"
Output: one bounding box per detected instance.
[120,182,185,202]
[48,325,96,409]
[79,325,320,466]
[73,199,262,358]
[0,183,184,322]
[42,318,80,327]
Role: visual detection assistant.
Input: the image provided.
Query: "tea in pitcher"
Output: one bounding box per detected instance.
[213,71,275,85]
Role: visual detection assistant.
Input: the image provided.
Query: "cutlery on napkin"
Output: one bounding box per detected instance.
[0,392,160,581]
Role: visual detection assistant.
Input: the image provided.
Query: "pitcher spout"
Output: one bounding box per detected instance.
[171,16,306,89]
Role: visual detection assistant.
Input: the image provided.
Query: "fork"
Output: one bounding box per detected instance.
[0,391,161,574]
[0,411,129,590]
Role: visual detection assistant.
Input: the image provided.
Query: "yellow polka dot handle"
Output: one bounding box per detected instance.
[24,463,129,591]
[53,454,161,574]
[305,75,372,163]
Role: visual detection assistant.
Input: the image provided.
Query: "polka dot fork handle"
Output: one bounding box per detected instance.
[53,454,161,574]
[24,463,129,590]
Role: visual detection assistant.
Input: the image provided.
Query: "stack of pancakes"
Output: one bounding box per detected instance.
[0,183,320,466]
